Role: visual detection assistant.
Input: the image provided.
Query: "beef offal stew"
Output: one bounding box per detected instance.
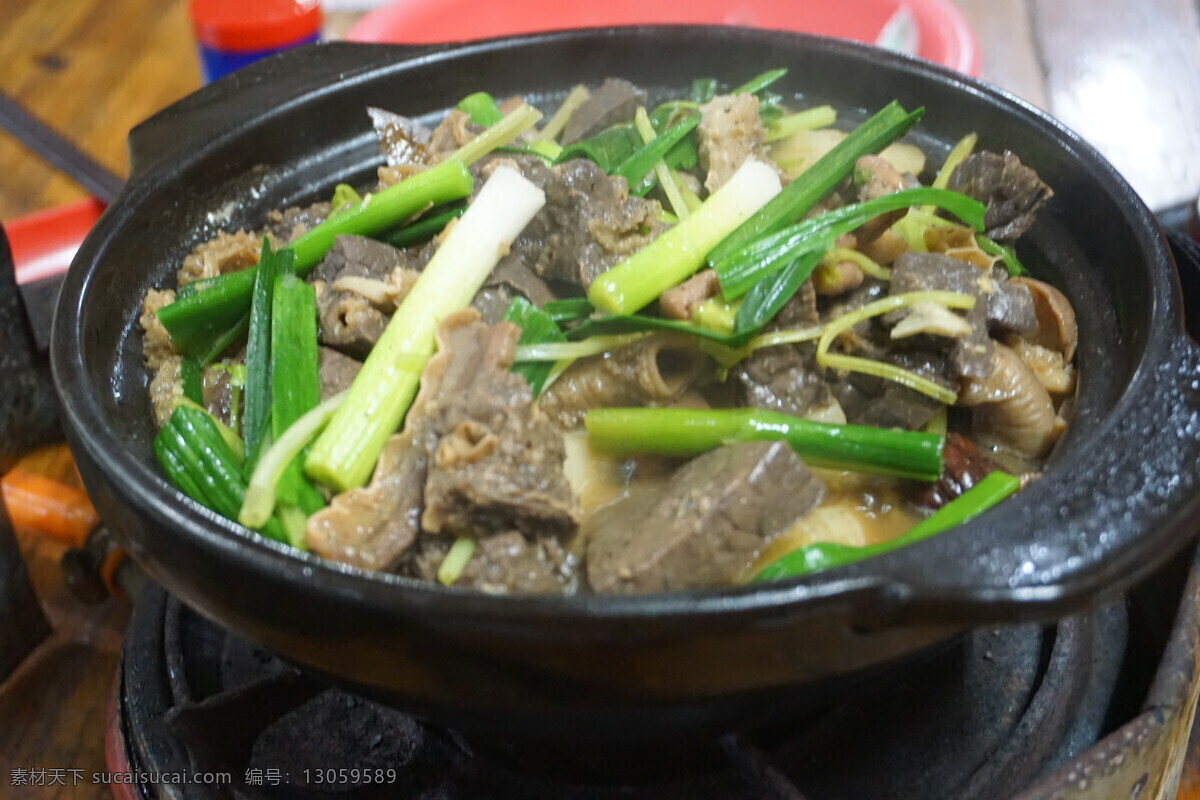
[142,71,1076,595]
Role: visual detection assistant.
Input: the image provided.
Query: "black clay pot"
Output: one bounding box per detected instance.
[50,28,1200,742]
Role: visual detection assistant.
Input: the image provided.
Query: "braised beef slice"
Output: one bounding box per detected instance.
[947,150,1053,242]
[456,532,575,595]
[476,154,663,288]
[585,441,825,594]
[697,93,770,193]
[266,202,331,244]
[473,261,558,323]
[888,252,1035,380]
[831,350,953,431]
[310,234,417,284]
[419,312,579,539]
[306,430,431,571]
[560,78,646,145]
[317,347,362,401]
[312,235,426,357]
[734,280,832,417]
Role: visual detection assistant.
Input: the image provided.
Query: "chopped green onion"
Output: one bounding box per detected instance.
[976,234,1028,277]
[155,404,286,542]
[180,357,204,405]
[270,273,324,517]
[243,241,287,469]
[457,91,503,127]
[633,107,691,219]
[714,186,986,300]
[707,101,924,267]
[438,537,477,585]
[502,297,568,396]
[690,77,718,104]
[543,298,595,324]
[614,113,700,197]
[452,103,543,166]
[536,84,589,142]
[306,165,548,491]
[173,397,244,462]
[330,183,362,213]
[555,124,643,171]
[588,159,782,316]
[765,105,837,142]
[585,407,944,482]
[382,202,467,248]
[733,250,824,334]
[752,470,1020,581]
[731,68,788,96]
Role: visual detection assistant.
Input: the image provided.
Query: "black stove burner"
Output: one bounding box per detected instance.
[113,585,1138,800]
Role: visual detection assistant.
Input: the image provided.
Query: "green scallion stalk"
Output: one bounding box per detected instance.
[457,91,503,127]
[614,113,700,197]
[241,392,346,530]
[543,297,595,324]
[305,165,548,491]
[715,186,986,300]
[690,77,719,104]
[270,273,325,518]
[452,103,543,166]
[155,404,287,542]
[584,407,944,482]
[382,202,466,248]
[731,68,788,95]
[706,101,924,266]
[180,357,204,405]
[587,159,782,315]
[633,107,691,219]
[752,470,1020,581]
[157,160,474,359]
[733,250,825,334]
[242,242,287,469]
[288,159,475,270]
[502,297,568,396]
[765,105,837,142]
[555,124,643,171]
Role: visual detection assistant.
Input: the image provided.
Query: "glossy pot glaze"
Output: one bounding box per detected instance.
[51,28,1200,740]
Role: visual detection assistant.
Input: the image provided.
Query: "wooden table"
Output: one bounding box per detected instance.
[1,1,1198,798]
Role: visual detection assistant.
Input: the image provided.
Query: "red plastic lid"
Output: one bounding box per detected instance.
[190,0,322,53]
[5,197,106,285]
[347,0,978,75]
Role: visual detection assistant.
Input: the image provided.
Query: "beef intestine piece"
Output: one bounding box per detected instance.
[538,333,709,428]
